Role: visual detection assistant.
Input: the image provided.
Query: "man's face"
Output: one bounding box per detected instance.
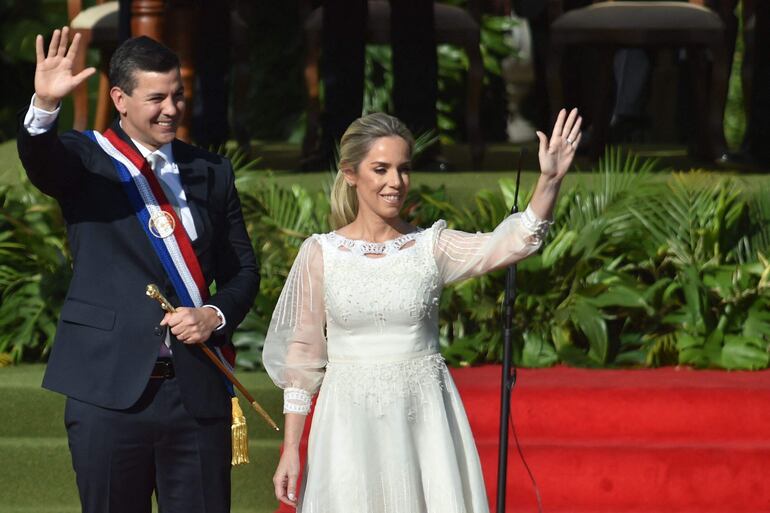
[110,68,184,150]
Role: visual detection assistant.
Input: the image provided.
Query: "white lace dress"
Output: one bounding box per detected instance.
[263,207,550,513]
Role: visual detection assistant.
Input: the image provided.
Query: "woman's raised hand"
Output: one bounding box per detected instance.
[536,108,582,181]
[34,27,96,110]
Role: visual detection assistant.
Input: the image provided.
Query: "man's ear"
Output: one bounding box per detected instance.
[110,86,127,117]
[341,165,357,187]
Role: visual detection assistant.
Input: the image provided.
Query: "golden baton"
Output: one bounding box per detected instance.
[146,284,280,432]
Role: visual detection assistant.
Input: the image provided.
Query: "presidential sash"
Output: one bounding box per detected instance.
[84,129,237,377]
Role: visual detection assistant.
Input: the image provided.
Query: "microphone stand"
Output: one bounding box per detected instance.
[496,149,524,513]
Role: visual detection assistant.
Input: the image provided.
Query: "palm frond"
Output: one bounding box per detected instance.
[629,173,748,268]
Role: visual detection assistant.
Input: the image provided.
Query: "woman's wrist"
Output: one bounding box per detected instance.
[534,175,562,203]
[537,172,563,190]
[282,441,301,451]
[527,174,563,221]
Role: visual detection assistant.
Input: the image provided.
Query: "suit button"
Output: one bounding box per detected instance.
[154,326,164,337]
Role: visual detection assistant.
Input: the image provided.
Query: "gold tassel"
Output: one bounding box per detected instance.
[231,396,250,466]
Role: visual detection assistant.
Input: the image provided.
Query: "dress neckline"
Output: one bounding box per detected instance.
[327,229,423,256]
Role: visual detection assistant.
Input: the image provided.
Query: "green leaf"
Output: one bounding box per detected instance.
[570,299,609,364]
[586,283,651,313]
[743,302,770,339]
[557,345,603,368]
[541,229,578,267]
[721,336,770,370]
[704,328,725,366]
[680,265,706,330]
[676,331,710,367]
[520,331,558,368]
[550,324,573,352]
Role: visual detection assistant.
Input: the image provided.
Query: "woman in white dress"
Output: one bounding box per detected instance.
[264,108,581,513]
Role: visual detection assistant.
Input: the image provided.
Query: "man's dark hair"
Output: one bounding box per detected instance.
[109,36,180,95]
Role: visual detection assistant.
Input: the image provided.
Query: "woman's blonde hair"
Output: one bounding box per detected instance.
[330,113,415,229]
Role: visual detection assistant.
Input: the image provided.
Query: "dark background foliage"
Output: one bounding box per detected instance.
[0,1,513,145]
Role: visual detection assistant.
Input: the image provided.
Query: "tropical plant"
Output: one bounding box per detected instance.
[0,0,68,142]
[0,169,70,362]
[227,147,769,372]
[2,145,769,371]
[233,169,333,369]
[627,174,770,369]
[723,0,747,149]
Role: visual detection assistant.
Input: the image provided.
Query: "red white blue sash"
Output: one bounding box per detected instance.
[85,129,236,373]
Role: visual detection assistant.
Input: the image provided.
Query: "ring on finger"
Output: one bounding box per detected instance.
[566,137,574,145]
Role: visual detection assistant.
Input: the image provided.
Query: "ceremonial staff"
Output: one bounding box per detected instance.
[146,284,280,434]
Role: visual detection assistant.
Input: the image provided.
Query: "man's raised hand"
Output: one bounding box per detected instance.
[34,27,96,111]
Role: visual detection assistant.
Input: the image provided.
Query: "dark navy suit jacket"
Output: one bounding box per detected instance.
[17,119,260,418]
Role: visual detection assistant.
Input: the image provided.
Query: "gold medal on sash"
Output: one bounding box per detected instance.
[148,211,176,238]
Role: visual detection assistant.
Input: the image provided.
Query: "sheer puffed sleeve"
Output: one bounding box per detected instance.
[434,205,552,285]
[263,237,326,415]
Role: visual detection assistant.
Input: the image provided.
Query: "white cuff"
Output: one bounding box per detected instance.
[283,387,312,415]
[520,205,553,243]
[202,304,226,331]
[24,94,61,135]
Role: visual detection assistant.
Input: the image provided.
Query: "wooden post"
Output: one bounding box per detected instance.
[71,29,92,131]
[130,0,197,142]
[93,46,116,133]
[131,0,165,41]
[164,0,198,142]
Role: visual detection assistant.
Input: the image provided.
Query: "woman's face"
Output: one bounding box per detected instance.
[345,136,411,221]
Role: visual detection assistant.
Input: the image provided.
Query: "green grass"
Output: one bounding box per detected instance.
[5,138,770,208]
[0,365,284,440]
[0,139,24,186]
[257,167,770,207]
[0,438,281,512]
[260,169,550,206]
[0,364,283,513]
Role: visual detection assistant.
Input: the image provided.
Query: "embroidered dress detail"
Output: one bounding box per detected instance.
[284,387,312,414]
[323,352,446,421]
[326,230,421,256]
[520,205,553,243]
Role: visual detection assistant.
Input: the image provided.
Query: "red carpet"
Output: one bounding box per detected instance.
[455,365,770,513]
[277,366,770,512]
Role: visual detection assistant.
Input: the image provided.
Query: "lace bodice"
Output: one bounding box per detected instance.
[263,206,551,414]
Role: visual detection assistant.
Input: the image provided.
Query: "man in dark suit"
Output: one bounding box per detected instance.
[17,28,259,513]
